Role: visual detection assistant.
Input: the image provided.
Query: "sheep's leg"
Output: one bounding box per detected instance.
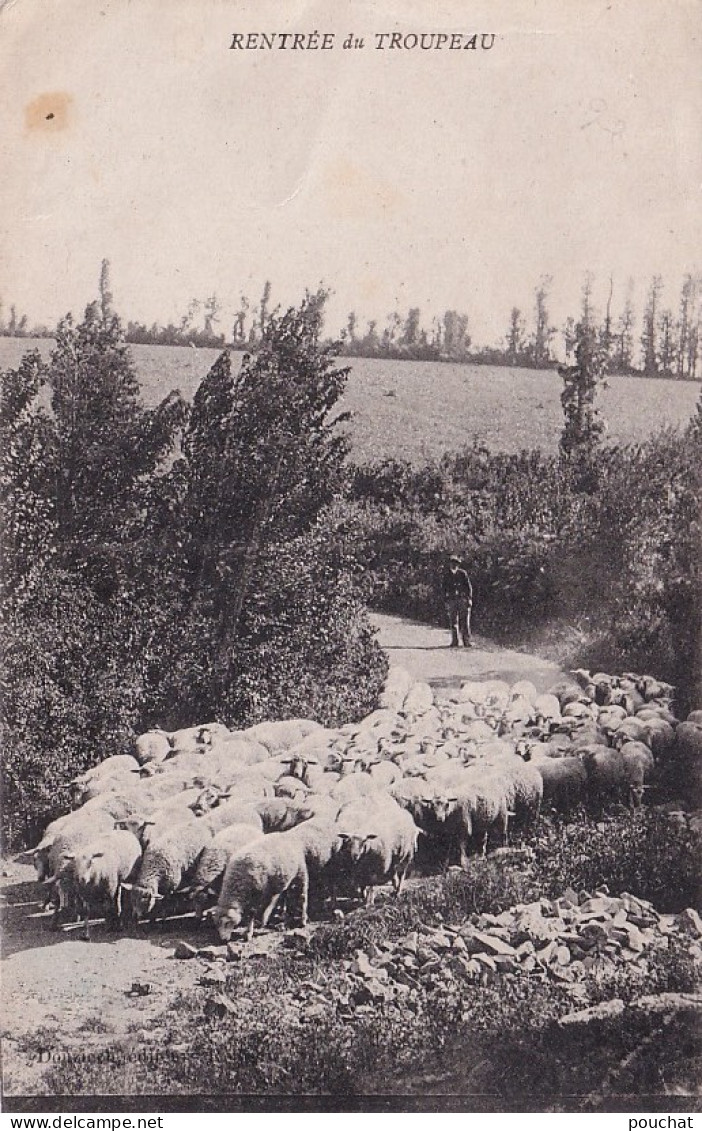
[459,838,471,870]
[81,900,91,942]
[246,916,255,942]
[298,871,309,928]
[365,886,376,908]
[393,859,409,896]
[260,893,281,929]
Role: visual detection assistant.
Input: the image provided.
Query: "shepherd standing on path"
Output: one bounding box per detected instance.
[442,554,474,648]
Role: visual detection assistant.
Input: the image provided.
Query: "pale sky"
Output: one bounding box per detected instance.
[1,0,700,346]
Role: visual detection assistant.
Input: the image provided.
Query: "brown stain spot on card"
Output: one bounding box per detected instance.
[323,158,404,220]
[25,92,73,134]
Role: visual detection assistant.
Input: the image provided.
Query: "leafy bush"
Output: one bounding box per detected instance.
[1,294,387,851]
[530,811,702,913]
[342,417,702,709]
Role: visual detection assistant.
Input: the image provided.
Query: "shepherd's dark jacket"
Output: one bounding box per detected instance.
[442,564,473,603]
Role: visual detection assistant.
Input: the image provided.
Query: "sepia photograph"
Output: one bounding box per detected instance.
[1,0,701,1114]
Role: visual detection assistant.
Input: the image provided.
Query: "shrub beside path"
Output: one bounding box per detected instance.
[370,611,568,695]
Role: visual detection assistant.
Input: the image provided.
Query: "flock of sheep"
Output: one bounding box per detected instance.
[30,665,702,943]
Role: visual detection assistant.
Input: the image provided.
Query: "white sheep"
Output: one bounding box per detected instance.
[378,666,414,711]
[122,821,212,919]
[183,823,264,917]
[255,797,314,833]
[59,829,142,940]
[619,741,656,807]
[198,798,265,835]
[243,718,324,754]
[212,831,310,941]
[133,729,172,765]
[447,767,511,863]
[329,773,385,805]
[530,754,587,812]
[334,798,421,904]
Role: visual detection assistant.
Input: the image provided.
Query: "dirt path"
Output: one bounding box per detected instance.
[1,614,569,1096]
[370,611,567,695]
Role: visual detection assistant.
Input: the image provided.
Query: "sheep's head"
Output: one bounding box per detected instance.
[213,905,243,941]
[32,844,52,881]
[69,780,87,806]
[191,887,217,921]
[122,882,161,918]
[336,832,380,864]
[431,797,457,823]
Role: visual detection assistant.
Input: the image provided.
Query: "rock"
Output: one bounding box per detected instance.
[579,921,611,944]
[399,932,418,954]
[555,945,571,966]
[493,954,520,973]
[385,964,420,990]
[204,994,237,1018]
[416,945,439,966]
[351,950,377,979]
[622,923,647,951]
[619,947,643,963]
[511,907,560,945]
[301,1003,328,1021]
[677,908,702,938]
[198,946,228,961]
[558,999,625,1027]
[579,896,619,917]
[469,930,517,956]
[200,967,226,987]
[628,913,659,929]
[473,952,497,971]
[426,930,453,950]
[535,941,556,965]
[562,887,580,907]
[283,929,311,951]
[127,981,153,996]
[630,992,702,1016]
[173,942,198,960]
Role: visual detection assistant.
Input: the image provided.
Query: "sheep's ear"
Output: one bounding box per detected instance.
[143,819,156,827]
[62,852,76,861]
[201,905,217,920]
[120,882,133,891]
[226,908,238,920]
[153,893,165,902]
[364,834,381,844]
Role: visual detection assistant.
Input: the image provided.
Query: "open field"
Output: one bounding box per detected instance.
[1,337,699,462]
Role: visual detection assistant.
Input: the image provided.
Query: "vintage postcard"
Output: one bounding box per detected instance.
[1,0,700,1114]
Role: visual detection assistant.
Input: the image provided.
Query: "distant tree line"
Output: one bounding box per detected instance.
[2,262,701,378]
